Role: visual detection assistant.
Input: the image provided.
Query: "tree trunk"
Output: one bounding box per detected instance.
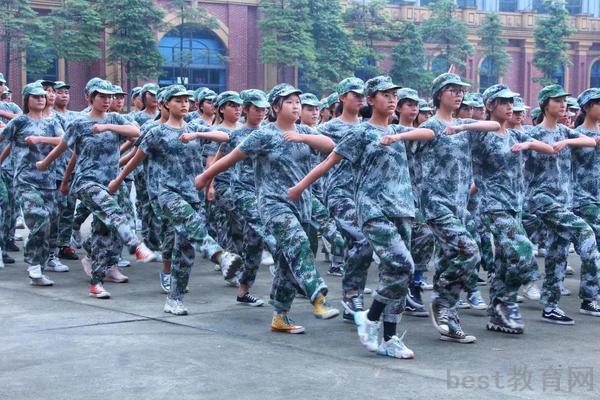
[5,37,11,83]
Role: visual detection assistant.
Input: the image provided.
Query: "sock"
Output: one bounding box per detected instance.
[367,299,386,322]
[383,322,396,342]
[414,271,423,282]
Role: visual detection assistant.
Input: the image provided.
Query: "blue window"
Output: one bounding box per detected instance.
[26,48,59,83]
[591,61,600,87]
[479,57,499,93]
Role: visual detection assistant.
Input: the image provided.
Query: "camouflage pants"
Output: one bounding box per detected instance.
[267,212,328,312]
[150,199,174,262]
[328,196,373,296]
[311,197,345,264]
[535,204,600,305]
[72,201,91,231]
[82,215,122,284]
[0,174,7,247]
[481,211,537,306]
[362,217,414,323]
[135,171,161,251]
[428,213,480,308]
[522,210,549,250]
[465,211,495,290]
[233,191,277,288]
[158,191,224,301]
[411,217,435,273]
[17,184,57,267]
[51,183,77,248]
[2,169,17,246]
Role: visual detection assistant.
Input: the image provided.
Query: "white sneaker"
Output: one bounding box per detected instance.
[372,252,381,265]
[559,282,571,296]
[260,250,274,266]
[30,274,54,286]
[565,264,574,275]
[376,332,414,359]
[164,298,188,315]
[46,255,70,272]
[13,233,23,241]
[467,290,488,310]
[81,256,92,277]
[27,265,43,279]
[135,242,156,263]
[105,265,128,283]
[219,251,242,280]
[523,283,541,301]
[117,257,131,268]
[16,215,25,229]
[152,252,163,263]
[353,310,380,352]
[225,276,240,287]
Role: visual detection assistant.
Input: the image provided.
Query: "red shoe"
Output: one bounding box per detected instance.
[58,246,79,260]
[135,243,156,263]
[89,283,111,299]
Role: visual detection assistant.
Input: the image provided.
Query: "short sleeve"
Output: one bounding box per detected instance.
[239,128,270,157]
[1,118,18,142]
[334,128,364,164]
[513,130,534,143]
[63,120,79,149]
[51,119,65,138]
[565,126,581,140]
[137,126,159,155]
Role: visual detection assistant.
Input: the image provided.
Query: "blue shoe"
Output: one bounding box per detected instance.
[160,272,171,294]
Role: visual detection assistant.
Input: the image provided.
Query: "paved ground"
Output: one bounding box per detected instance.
[1,227,600,400]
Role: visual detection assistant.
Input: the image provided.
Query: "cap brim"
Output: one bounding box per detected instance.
[28,89,48,96]
[55,85,71,90]
[172,90,191,98]
[301,101,320,107]
[94,89,115,94]
[280,89,303,98]
[249,100,271,108]
[550,91,570,99]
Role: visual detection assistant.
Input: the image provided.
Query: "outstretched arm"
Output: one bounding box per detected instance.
[36,140,69,171]
[180,130,229,143]
[92,123,140,139]
[553,135,595,153]
[444,121,501,135]
[288,152,343,201]
[380,128,434,145]
[511,140,554,154]
[283,131,335,153]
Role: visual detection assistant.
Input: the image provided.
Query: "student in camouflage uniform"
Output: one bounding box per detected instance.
[472,84,554,334]
[523,84,600,324]
[290,76,435,358]
[0,82,64,285]
[37,79,156,299]
[299,92,346,277]
[110,84,242,315]
[414,73,501,343]
[317,77,374,322]
[196,83,340,334]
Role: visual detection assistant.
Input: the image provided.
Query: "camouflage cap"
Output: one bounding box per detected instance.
[196,88,217,102]
[431,73,470,97]
[337,77,365,96]
[241,89,270,108]
[577,88,600,108]
[194,87,207,99]
[418,99,433,112]
[156,87,168,104]
[365,76,401,97]
[161,84,190,102]
[470,93,485,108]
[89,80,116,95]
[530,107,542,120]
[141,83,159,96]
[53,81,70,90]
[215,90,243,108]
[512,97,528,112]
[325,92,340,108]
[397,88,420,102]
[460,93,477,107]
[4,85,11,94]
[566,96,580,110]
[22,82,47,97]
[0,73,5,84]
[84,77,105,95]
[267,83,302,105]
[300,93,321,107]
[187,90,197,99]
[131,86,142,98]
[482,84,520,105]
[112,85,127,95]
[537,84,570,105]
[35,79,55,89]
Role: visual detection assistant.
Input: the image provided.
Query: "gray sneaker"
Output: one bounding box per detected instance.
[486,302,524,334]
[30,275,54,286]
[219,251,242,280]
[164,298,188,315]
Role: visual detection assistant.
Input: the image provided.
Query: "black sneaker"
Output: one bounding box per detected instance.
[327,264,344,277]
[440,308,476,343]
[405,303,429,317]
[5,241,19,252]
[579,300,600,317]
[486,302,524,334]
[341,294,364,323]
[2,252,15,264]
[236,293,264,307]
[405,286,428,317]
[409,283,425,305]
[542,306,575,325]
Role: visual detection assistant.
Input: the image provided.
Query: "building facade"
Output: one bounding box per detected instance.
[2,0,600,108]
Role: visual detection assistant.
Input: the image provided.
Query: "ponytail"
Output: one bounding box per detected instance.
[574,108,586,128]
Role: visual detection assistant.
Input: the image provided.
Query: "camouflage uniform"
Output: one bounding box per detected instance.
[239,122,328,311]
[413,117,482,308]
[139,123,224,301]
[471,128,539,306]
[64,113,142,284]
[524,124,600,305]
[335,122,417,322]
[1,115,63,267]
[0,101,22,248]
[318,118,373,296]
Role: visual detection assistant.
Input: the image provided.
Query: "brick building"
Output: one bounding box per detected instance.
[2,0,600,109]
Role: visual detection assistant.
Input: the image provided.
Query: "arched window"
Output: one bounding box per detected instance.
[479,57,499,93]
[26,47,58,83]
[159,24,227,92]
[552,65,565,87]
[431,55,450,75]
[591,60,600,87]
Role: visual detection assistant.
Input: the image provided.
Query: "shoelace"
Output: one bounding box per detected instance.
[352,296,364,311]
[437,306,450,323]
[244,293,259,302]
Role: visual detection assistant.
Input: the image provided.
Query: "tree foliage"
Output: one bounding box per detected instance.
[389,22,432,95]
[478,13,510,77]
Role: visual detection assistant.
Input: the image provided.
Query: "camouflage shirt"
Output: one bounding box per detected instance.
[570,126,600,208]
[0,101,22,124]
[412,117,479,221]
[138,123,201,205]
[334,122,415,227]
[317,118,357,204]
[1,115,63,190]
[64,112,134,194]
[238,122,317,225]
[205,124,236,193]
[228,126,259,193]
[524,124,579,211]
[471,129,533,213]
[131,110,158,128]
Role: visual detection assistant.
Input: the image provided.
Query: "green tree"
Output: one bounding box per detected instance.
[0,0,51,81]
[533,0,575,85]
[343,0,402,80]
[420,0,474,72]
[99,0,165,94]
[389,22,432,95]
[258,0,315,83]
[165,0,219,85]
[299,0,360,96]
[46,0,103,82]
[478,13,510,78]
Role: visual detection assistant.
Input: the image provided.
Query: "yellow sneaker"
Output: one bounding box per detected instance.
[313,294,340,319]
[271,313,305,334]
